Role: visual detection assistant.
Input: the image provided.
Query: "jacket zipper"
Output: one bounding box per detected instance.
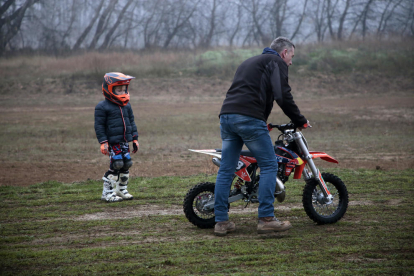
[119,106,127,142]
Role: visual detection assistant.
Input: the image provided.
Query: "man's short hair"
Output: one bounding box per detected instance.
[270,37,295,53]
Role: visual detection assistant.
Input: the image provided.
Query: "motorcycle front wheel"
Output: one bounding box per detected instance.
[302,173,348,224]
[183,182,216,228]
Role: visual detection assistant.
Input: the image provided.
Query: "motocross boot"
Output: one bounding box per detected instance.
[101,172,123,202]
[257,217,292,234]
[214,221,236,236]
[115,172,133,200]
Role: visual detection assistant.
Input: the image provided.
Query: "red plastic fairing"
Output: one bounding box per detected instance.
[235,157,252,182]
[242,156,257,164]
[293,151,338,179]
[309,151,338,164]
[294,164,306,179]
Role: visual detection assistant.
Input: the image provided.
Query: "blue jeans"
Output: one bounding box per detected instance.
[214,114,278,222]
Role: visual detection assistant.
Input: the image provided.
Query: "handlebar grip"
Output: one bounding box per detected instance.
[268,123,296,132]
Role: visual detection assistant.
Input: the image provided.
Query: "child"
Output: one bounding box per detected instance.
[94,72,139,202]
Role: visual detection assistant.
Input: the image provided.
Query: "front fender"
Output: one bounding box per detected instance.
[309,151,338,164]
[293,151,338,179]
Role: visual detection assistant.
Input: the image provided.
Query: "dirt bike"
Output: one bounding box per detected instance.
[183,123,349,228]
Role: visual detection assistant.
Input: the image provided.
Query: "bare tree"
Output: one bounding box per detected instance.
[310,0,328,42]
[270,0,288,38]
[396,0,414,37]
[138,0,164,49]
[326,0,339,40]
[376,0,404,39]
[0,0,39,55]
[162,0,199,48]
[226,1,244,48]
[60,0,78,48]
[323,0,352,41]
[241,0,270,46]
[88,0,118,50]
[337,0,351,41]
[99,0,134,50]
[1,0,413,54]
[73,0,105,50]
[349,0,374,40]
[198,0,220,48]
[290,0,308,41]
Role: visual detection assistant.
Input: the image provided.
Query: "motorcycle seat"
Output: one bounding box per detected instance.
[215,149,255,157]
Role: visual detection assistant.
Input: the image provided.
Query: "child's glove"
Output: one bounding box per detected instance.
[132,140,139,153]
[100,142,109,155]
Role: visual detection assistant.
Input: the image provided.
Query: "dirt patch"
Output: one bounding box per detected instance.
[0,159,212,187]
[1,75,413,187]
[72,200,388,221]
[70,200,375,221]
[2,157,411,187]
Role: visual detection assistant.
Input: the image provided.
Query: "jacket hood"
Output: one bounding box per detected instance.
[262,47,281,58]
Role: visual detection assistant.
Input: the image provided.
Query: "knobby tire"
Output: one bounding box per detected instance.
[302,173,348,224]
[183,182,216,229]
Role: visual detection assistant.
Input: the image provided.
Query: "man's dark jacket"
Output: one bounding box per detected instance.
[219,51,307,126]
[94,99,138,145]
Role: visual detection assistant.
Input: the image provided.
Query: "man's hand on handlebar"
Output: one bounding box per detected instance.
[298,120,312,131]
[267,123,273,132]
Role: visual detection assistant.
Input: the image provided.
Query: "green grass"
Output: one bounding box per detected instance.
[1,169,413,275]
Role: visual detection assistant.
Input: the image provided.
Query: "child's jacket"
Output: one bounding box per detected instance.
[94,99,138,145]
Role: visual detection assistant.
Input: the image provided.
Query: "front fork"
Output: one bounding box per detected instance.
[293,132,333,202]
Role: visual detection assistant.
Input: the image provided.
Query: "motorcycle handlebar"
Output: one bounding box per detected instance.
[268,123,296,132]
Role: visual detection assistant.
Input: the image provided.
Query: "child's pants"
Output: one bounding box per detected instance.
[108,142,133,173]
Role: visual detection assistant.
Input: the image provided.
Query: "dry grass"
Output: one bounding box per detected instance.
[1,39,412,82]
[0,51,190,79]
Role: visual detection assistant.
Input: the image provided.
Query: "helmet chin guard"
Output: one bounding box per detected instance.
[102,72,135,106]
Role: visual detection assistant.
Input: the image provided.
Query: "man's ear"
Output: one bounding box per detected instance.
[281,48,288,57]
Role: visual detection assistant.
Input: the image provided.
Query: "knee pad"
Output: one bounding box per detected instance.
[113,160,124,170]
[111,154,124,170]
[123,159,133,170]
[122,153,133,169]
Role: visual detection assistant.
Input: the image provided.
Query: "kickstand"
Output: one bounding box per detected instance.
[244,201,250,209]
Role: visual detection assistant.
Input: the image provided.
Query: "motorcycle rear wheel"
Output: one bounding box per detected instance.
[183,182,216,228]
[302,173,348,224]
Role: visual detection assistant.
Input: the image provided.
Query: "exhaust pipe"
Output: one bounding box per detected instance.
[212,157,221,167]
[275,177,286,203]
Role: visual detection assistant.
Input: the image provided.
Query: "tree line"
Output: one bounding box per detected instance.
[1,0,413,55]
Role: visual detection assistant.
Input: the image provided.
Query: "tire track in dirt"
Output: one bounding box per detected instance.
[74,200,387,221]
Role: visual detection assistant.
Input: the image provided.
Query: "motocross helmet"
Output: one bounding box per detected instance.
[102,72,135,106]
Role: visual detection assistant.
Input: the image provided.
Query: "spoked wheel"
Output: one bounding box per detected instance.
[302,173,348,224]
[183,182,216,228]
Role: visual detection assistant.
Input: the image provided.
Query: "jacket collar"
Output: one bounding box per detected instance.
[262,47,281,58]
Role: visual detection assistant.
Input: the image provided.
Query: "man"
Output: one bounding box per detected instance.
[214,37,309,236]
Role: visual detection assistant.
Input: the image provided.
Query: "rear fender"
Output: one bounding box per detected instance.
[188,149,222,158]
[189,149,253,182]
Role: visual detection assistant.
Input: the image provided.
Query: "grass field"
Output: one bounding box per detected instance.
[0,41,413,274]
[0,169,413,275]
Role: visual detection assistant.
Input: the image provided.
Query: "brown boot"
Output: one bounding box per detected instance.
[214,221,236,236]
[257,217,292,234]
